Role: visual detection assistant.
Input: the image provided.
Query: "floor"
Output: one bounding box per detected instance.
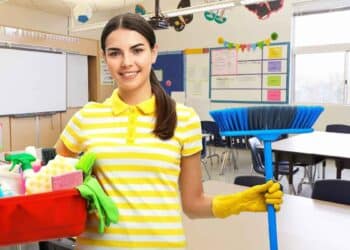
[201,146,350,198]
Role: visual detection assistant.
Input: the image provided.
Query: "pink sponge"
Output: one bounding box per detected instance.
[51,171,83,191]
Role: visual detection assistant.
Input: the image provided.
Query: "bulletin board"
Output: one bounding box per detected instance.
[185,52,210,98]
[185,51,212,121]
[153,51,184,95]
[209,42,290,103]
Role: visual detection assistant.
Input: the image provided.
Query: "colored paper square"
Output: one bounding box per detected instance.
[268,47,283,59]
[51,170,83,191]
[267,75,282,87]
[268,61,282,72]
[267,90,281,101]
[154,69,163,81]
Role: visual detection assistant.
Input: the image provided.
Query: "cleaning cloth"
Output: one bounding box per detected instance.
[77,176,119,233]
[75,152,119,233]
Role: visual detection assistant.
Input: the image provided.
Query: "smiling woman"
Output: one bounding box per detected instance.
[55,12,283,250]
[103,29,157,104]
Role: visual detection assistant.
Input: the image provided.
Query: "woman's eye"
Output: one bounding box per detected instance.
[108,51,120,57]
[133,48,143,54]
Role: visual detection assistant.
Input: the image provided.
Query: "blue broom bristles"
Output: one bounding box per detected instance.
[210,105,324,132]
[209,105,324,250]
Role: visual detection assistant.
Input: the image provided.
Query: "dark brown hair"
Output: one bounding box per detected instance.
[101,13,177,140]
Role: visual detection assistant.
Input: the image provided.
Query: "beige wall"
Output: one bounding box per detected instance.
[0,3,67,35]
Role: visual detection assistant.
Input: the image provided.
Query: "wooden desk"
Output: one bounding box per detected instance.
[183,180,350,250]
[271,131,350,187]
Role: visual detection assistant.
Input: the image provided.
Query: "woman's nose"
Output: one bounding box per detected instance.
[121,54,132,67]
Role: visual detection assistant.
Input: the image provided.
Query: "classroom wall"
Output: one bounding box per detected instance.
[0,4,101,151]
[0,3,67,35]
[152,0,350,130]
[155,1,293,50]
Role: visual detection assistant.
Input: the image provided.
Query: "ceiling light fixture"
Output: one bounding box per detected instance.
[69,0,277,33]
[240,0,266,5]
[73,3,93,23]
[144,0,236,19]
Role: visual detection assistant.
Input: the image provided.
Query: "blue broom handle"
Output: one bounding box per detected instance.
[264,140,278,250]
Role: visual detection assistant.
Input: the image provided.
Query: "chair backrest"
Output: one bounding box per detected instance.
[201,137,207,159]
[227,136,249,149]
[234,175,284,191]
[311,179,350,205]
[325,124,350,174]
[247,137,265,175]
[234,175,266,187]
[200,121,226,147]
[325,124,350,134]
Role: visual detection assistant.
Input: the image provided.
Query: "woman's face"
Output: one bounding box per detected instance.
[103,28,158,95]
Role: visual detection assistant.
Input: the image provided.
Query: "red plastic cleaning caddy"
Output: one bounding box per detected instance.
[0,189,87,246]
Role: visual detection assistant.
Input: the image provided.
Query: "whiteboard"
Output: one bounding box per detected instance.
[0,48,66,115]
[67,54,88,107]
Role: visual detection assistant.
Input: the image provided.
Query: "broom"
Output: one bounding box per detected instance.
[209,105,324,250]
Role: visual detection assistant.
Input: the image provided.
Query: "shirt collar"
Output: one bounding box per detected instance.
[111,89,156,115]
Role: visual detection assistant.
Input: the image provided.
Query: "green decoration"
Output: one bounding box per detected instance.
[257,41,264,49]
[271,32,278,41]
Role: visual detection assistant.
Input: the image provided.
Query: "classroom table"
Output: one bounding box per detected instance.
[271,131,350,191]
[182,180,350,250]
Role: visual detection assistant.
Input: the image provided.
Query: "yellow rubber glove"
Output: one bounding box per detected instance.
[212,180,283,218]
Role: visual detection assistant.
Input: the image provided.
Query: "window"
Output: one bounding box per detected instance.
[294,10,350,47]
[294,52,345,104]
[293,7,350,104]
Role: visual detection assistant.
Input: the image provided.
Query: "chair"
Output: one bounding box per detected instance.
[226,135,249,167]
[200,137,211,180]
[247,137,299,193]
[311,179,350,205]
[325,124,350,179]
[234,175,284,191]
[234,175,266,187]
[201,121,235,175]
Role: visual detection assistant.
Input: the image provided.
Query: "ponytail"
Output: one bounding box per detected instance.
[150,70,177,140]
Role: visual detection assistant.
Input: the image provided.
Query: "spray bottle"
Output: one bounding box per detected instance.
[0,185,4,197]
[5,153,36,179]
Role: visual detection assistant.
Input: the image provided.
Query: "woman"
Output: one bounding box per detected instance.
[56,13,282,250]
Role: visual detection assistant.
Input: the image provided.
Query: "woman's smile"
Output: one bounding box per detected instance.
[119,70,139,80]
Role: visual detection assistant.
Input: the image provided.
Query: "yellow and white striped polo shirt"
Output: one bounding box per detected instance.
[60,89,202,250]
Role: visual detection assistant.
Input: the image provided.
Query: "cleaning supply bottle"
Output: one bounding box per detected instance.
[5,153,36,179]
[0,185,4,197]
[25,146,42,172]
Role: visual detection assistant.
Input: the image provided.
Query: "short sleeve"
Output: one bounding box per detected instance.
[180,107,202,157]
[59,109,85,154]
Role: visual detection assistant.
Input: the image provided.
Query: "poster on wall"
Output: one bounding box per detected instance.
[211,48,237,75]
[210,42,290,103]
[100,59,114,85]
